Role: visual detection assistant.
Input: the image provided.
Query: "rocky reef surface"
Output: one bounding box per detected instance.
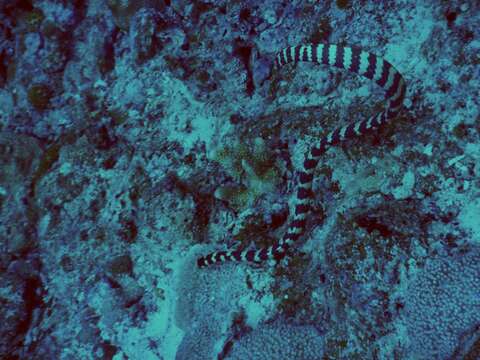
[0,0,479,359]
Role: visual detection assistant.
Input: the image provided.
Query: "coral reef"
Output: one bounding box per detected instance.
[403,248,480,359]
[0,0,479,359]
[226,321,325,360]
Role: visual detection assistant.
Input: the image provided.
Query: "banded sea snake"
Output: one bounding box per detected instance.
[197,43,406,268]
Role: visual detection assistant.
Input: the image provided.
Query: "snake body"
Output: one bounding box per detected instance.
[197,43,406,268]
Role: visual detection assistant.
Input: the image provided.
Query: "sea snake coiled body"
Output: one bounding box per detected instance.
[197,43,406,268]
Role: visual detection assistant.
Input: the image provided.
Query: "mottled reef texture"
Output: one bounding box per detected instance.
[0,0,479,359]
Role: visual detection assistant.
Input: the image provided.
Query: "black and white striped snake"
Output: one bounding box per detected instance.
[197,43,406,268]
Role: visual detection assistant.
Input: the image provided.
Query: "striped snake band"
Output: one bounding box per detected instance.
[197,43,406,268]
